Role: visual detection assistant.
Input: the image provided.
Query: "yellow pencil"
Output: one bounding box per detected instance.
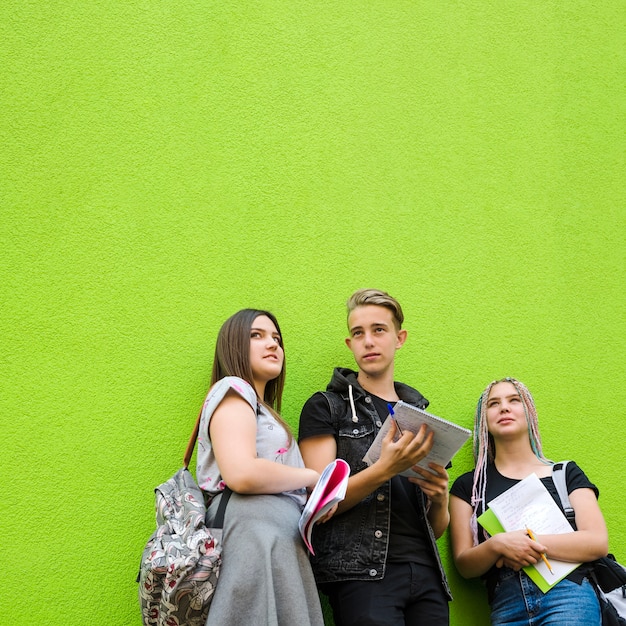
[526,527,554,574]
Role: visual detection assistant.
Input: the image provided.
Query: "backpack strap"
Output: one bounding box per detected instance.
[552,461,576,528]
[212,486,232,529]
[183,407,204,469]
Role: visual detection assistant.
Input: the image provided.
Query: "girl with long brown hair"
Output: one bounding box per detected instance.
[197,309,325,626]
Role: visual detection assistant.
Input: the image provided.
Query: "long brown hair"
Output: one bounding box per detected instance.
[210,308,292,437]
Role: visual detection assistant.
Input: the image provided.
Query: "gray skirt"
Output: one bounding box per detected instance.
[206,491,324,626]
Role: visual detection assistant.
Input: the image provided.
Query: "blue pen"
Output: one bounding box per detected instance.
[387,402,403,435]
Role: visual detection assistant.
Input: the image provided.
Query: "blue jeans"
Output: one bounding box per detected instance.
[491,569,601,626]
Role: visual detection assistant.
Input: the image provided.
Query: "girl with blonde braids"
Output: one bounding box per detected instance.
[449,378,608,625]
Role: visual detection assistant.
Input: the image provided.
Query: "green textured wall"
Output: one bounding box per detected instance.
[2,2,624,624]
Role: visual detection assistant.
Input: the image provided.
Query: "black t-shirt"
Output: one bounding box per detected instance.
[450,461,598,521]
[450,461,598,595]
[298,392,338,440]
[369,394,433,566]
[299,391,435,567]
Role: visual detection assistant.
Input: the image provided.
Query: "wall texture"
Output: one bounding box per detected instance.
[1,2,623,624]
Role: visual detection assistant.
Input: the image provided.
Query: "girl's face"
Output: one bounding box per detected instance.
[485,381,527,437]
[249,315,284,388]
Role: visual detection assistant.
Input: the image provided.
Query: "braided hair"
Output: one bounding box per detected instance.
[469,377,551,544]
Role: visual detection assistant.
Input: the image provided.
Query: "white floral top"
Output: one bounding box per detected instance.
[196,376,307,507]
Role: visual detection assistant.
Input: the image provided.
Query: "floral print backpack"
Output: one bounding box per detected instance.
[137,413,230,626]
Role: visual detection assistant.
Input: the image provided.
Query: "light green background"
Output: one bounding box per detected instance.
[2,2,624,625]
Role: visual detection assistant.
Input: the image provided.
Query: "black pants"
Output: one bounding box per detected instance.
[323,562,449,626]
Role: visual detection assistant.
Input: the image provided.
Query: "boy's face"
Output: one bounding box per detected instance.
[345,305,407,378]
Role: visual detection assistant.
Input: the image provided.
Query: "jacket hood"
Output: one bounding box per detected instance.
[326,367,360,396]
[325,367,429,409]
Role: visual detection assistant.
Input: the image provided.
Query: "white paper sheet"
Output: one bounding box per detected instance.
[487,472,581,585]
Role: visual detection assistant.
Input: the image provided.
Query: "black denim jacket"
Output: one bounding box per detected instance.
[305,368,452,599]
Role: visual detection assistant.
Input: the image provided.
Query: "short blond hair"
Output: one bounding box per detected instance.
[346,288,404,330]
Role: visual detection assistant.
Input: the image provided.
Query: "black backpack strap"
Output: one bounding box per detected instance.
[212,487,232,529]
[552,461,576,528]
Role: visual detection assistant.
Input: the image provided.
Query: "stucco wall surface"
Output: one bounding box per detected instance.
[1,2,624,625]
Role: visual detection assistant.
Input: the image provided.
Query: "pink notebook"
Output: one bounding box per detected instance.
[298,459,350,554]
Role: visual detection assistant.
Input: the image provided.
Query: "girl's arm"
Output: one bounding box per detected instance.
[532,488,608,563]
[449,495,546,578]
[209,390,319,494]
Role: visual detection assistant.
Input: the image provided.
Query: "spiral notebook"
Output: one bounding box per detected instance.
[362,401,471,477]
